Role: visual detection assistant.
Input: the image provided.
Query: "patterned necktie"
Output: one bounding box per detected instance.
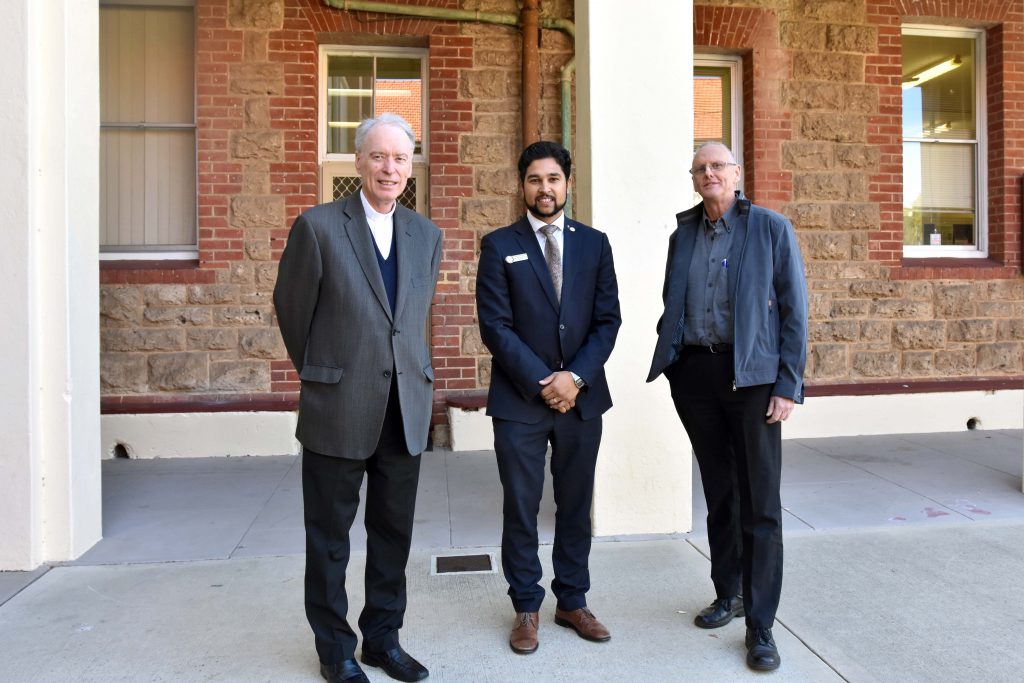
[540,224,562,302]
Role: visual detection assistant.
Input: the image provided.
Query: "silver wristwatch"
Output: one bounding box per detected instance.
[570,372,585,389]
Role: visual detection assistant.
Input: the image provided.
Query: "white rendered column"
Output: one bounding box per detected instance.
[0,0,101,570]
[575,0,695,535]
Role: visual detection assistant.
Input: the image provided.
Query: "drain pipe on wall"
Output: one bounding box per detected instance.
[321,1,576,212]
[521,0,540,146]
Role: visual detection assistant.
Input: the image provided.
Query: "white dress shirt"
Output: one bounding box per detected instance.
[360,190,395,259]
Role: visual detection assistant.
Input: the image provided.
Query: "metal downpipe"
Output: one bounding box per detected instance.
[521,0,540,147]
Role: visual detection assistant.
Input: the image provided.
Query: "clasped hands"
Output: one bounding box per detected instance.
[539,371,579,413]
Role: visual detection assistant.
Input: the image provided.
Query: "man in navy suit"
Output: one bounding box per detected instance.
[476,141,621,654]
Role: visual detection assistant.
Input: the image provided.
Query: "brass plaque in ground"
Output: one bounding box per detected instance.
[435,554,492,574]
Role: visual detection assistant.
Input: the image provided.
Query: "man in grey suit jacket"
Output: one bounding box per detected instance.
[274,114,441,683]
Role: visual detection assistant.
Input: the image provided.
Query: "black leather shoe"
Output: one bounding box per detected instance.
[320,659,370,683]
[693,595,744,629]
[745,627,781,672]
[361,645,429,682]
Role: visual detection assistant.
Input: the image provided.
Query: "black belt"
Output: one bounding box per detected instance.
[682,343,733,354]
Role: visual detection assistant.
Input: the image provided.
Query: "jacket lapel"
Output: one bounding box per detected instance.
[513,218,560,313]
[560,219,581,311]
[393,207,414,322]
[662,207,700,333]
[343,196,393,322]
[672,212,699,297]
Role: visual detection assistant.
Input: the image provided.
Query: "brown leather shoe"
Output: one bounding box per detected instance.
[554,607,611,642]
[509,611,539,654]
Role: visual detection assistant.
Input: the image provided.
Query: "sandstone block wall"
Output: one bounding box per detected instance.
[696,0,1023,390]
[99,0,1022,445]
[98,0,575,442]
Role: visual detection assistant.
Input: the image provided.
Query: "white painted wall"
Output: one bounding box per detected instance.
[575,0,695,536]
[101,412,300,459]
[450,389,1022,441]
[0,0,101,570]
[64,0,103,564]
[0,0,35,571]
[786,390,1023,438]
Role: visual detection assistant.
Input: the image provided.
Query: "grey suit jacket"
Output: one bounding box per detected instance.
[273,194,443,459]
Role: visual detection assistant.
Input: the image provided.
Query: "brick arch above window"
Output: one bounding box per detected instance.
[300,0,455,37]
[895,0,1007,22]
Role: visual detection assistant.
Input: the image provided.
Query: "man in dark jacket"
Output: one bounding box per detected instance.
[647,142,808,672]
[476,141,621,655]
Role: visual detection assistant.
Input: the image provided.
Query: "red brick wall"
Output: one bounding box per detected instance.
[265,0,490,431]
[99,0,576,444]
[694,6,791,211]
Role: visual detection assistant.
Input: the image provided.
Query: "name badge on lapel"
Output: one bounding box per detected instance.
[505,253,528,264]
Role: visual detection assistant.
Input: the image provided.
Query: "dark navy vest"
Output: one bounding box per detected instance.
[373,226,397,315]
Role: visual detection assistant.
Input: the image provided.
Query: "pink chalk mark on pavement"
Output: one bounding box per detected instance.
[923,507,950,518]
[954,499,993,516]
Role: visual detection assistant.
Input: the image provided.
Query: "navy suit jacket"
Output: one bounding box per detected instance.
[476,216,621,424]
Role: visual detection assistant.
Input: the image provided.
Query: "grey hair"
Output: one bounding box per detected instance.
[354,114,416,152]
[694,141,737,163]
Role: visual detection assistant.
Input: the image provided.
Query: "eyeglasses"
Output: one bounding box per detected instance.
[689,161,737,176]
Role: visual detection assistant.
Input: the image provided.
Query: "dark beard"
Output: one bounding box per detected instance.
[526,196,565,220]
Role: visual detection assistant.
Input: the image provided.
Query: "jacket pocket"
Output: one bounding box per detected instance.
[299,364,344,384]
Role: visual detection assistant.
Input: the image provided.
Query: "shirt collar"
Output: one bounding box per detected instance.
[359,189,396,222]
[527,211,565,234]
[702,200,740,233]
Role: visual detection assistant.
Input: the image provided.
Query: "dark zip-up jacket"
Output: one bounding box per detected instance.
[647,194,808,402]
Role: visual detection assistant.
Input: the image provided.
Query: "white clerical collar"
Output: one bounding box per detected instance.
[527,211,565,234]
[359,190,396,222]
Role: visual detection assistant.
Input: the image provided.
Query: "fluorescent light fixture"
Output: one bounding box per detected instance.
[902,56,962,89]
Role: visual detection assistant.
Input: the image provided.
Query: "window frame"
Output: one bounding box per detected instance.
[693,54,743,161]
[692,54,743,204]
[901,24,987,259]
[317,45,429,164]
[98,0,198,261]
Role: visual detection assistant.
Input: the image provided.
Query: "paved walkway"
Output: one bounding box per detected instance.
[0,429,1021,682]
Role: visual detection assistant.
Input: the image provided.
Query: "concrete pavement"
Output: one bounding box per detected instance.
[0,429,1021,682]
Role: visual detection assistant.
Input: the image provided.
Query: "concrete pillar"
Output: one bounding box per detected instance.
[575,0,694,535]
[0,0,101,570]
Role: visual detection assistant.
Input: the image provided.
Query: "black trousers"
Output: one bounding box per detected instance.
[665,349,783,629]
[493,411,602,613]
[302,385,420,664]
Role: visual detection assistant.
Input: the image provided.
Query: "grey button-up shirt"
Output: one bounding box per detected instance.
[682,201,739,346]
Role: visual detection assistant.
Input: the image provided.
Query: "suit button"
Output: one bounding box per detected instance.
[383,370,392,378]
[392,329,400,336]
[559,324,565,330]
